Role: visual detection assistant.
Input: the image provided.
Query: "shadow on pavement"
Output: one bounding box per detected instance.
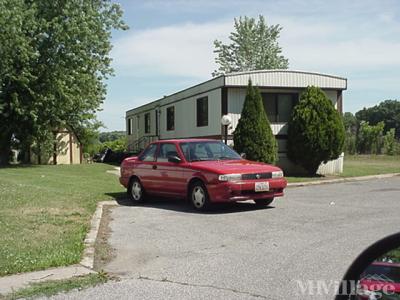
[105,192,274,215]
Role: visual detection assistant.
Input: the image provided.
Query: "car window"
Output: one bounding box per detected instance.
[157,143,179,162]
[180,141,241,162]
[194,143,210,159]
[138,144,157,162]
[363,264,400,282]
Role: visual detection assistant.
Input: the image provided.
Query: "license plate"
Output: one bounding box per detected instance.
[255,182,269,192]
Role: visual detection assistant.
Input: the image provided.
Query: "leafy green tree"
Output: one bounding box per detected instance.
[212,15,288,77]
[344,133,357,155]
[383,128,396,155]
[233,80,277,164]
[287,86,345,175]
[379,248,400,263]
[102,137,127,152]
[0,0,37,164]
[342,112,358,155]
[343,112,358,134]
[0,0,127,165]
[356,121,384,154]
[356,100,400,138]
[99,131,126,143]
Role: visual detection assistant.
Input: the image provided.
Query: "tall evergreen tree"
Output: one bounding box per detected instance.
[233,80,277,164]
[287,86,345,175]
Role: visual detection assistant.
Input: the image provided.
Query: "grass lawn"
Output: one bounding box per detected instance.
[341,155,400,177]
[1,156,398,276]
[0,164,124,277]
[2,273,108,299]
[287,155,400,183]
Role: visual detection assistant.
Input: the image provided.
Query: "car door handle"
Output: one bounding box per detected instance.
[152,165,157,170]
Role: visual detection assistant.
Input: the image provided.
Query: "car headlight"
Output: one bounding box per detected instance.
[356,287,381,299]
[271,171,284,178]
[218,174,242,182]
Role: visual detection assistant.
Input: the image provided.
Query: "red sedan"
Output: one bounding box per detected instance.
[119,139,287,211]
[357,261,400,299]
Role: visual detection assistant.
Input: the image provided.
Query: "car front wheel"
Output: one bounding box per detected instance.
[190,181,210,211]
[128,178,146,204]
[254,198,274,207]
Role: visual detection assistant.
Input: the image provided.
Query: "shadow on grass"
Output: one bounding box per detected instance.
[285,172,325,178]
[101,162,121,167]
[0,163,40,169]
[104,192,274,215]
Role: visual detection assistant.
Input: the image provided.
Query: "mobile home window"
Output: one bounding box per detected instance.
[166,106,175,131]
[127,118,132,135]
[262,93,298,123]
[196,96,208,127]
[144,113,150,134]
[262,94,277,122]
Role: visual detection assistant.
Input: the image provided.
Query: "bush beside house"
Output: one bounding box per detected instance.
[233,80,277,164]
[287,86,345,175]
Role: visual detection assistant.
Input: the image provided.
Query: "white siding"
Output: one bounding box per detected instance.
[271,123,288,135]
[225,70,347,90]
[126,110,158,150]
[161,77,224,107]
[159,88,222,139]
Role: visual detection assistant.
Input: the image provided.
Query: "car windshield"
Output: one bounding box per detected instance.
[180,141,242,162]
[363,263,400,283]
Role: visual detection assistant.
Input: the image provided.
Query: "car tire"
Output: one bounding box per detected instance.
[128,177,146,204]
[189,181,210,211]
[254,198,274,207]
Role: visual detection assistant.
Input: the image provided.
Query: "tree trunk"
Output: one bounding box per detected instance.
[52,131,57,165]
[0,132,12,166]
[38,144,41,165]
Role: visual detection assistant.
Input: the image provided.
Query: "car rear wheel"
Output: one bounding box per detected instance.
[128,178,146,204]
[254,198,274,207]
[190,181,210,211]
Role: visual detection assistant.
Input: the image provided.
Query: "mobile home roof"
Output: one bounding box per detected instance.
[126,70,347,115]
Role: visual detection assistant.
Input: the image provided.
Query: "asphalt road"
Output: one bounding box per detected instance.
[48,177,400,300]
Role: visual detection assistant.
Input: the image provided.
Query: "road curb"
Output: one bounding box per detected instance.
[0,200,118,296]
[80,200,118,268]
[287,173,400,188]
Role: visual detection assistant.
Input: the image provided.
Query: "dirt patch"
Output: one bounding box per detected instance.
[93,205,115,270]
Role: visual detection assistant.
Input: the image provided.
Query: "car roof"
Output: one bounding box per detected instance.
[371,261,400,268]
[153,138,221,144]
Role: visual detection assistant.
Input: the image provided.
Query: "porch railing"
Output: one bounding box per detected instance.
[131,135,158,153]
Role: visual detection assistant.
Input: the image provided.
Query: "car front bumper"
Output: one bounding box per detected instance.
[207,178,287,202]
[119,176,129,188]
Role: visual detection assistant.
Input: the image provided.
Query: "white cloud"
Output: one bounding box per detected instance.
[102,0,400,129]
[276,17,400,72]
[112,13,400,80]
[112,21,232,79]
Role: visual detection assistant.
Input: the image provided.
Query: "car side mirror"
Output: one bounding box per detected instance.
[168,155,181,163]
[336,232,400,300]
[240,153,246,159]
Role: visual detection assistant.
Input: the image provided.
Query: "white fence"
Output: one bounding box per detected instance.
[317,153,344,175]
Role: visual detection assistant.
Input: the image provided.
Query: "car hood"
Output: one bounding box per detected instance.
[189,159,282,174]
[360,279,400,293]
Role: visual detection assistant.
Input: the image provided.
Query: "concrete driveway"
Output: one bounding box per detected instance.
[49,177,400,299]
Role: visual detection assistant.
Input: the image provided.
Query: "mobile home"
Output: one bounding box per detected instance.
[125,70,347,174]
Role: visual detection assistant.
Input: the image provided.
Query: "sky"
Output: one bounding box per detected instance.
[99,0,400,131]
